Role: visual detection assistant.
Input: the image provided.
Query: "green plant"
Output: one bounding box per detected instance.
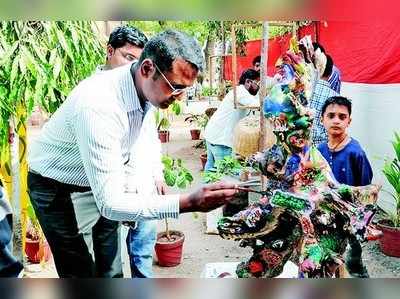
[203,171,223,184]
[0,21,104,150]
[26,200,42,241]
[1,21,104,261]
[184,113,209,130]
[201,86,218,97]
[155,110,170,132]
[161,155,194,240]
[202,156,243,183]
[155,102,181,132]
[162,155,194,189]
[382,132,400,227]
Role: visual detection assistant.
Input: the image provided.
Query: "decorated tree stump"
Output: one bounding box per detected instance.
[217,37,380,278]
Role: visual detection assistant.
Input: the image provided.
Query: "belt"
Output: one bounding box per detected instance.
[28,171,91,193]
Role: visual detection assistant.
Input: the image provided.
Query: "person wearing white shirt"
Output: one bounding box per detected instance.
[28,30,239,278]
[77,25,164,278]
[203,69,260,171]
[123,106,164,278]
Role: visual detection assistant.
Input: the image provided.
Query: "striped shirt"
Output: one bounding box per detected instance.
[309,79,339,146]
[29,63,180,221]
[328,65,341,94]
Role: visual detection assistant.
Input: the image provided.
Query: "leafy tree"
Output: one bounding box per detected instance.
[0,21,104,263]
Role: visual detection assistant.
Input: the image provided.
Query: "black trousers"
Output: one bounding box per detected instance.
[27,172,122,278]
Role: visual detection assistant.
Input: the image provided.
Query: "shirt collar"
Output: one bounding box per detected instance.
[118,62,143,113]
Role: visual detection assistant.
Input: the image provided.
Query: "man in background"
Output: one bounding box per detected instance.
[204,69,260,171]
[252,55,261,72]
[102,25,148,70]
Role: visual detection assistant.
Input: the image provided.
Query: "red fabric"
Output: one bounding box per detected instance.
[223,33,293,80]
[224,21,400,84]
[312,21,400,83]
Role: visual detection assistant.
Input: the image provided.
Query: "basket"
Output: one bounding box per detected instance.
[233,116,276,158]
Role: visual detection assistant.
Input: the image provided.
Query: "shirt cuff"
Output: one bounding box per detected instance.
[157,195,180,219]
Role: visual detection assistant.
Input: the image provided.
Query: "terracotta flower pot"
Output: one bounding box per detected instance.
[155,231,185,267]
[158,130,170,143]
[190,129,201,140]
[376,219,400,257]
[25,239,52,264]
[200,153,207,170]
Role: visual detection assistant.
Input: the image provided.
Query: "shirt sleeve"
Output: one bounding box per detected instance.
[147,111,164,182]
[355,151,373,186]
[237,91,259,107]
[73,107,179,221]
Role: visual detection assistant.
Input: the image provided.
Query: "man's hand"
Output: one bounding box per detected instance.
[179,182,238,213]
[155,180,167,195]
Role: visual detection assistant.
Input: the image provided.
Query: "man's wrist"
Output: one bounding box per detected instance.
[179,193,196,213]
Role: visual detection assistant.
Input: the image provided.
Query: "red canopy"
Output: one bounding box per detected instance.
[224,21,400,84]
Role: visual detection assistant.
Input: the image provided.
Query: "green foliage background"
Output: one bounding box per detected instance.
[0,21,105,150]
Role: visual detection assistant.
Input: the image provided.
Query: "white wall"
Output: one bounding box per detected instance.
[341,82,400,213]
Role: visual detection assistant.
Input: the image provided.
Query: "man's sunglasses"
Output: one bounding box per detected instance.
[249,79,260,87]
[154,63,187,97]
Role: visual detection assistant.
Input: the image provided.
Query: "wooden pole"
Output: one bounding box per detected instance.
[259,22,268,151]
[220,21,226,98]
[259,22,269,192]
[292,21,298,39]
[231,24,237,109]
[209,55,213,93]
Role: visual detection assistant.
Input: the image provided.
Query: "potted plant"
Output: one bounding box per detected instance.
[155,155,194,267]
[25,201,52,264]
[155,109,171,143]
[184,113,209,140]
[377,132,400,257]
[155,102,181,143]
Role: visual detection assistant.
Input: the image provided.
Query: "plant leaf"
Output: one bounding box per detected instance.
[163,168,176,187]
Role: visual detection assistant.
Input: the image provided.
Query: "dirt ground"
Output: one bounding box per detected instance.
[25,115,400,278]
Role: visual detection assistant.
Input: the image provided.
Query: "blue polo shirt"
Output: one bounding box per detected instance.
[318,138,373,186]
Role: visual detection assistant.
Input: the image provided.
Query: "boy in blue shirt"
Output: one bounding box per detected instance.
[318,95,373,277]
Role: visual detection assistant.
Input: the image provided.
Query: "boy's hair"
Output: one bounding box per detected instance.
[107,26,148,49]
[322,96,352,116]
[252,55,261,66]
[322,54,334,78]
[239,69,260,85]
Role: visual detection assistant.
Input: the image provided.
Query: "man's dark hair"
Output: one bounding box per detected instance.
[239,69,260,85]
[107,26,148,49]
[298,44,311,63]
[252,55,261,66]
[322,96,352,116]
[312,42,326,53]
[138,29,205,74]
[322,54,334,78]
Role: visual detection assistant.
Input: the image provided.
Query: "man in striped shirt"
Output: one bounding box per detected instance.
[312,42,342,93]
[28,30,238,278]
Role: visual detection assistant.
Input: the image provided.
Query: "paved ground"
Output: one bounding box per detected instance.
[25,115,400,278]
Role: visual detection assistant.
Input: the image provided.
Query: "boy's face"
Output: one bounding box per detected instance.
[321,104,351,137]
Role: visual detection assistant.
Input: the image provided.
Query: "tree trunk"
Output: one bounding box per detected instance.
[10,119,23,263]
[204,35,215,86]
[219,21,226,99]
[259,22,269,192]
